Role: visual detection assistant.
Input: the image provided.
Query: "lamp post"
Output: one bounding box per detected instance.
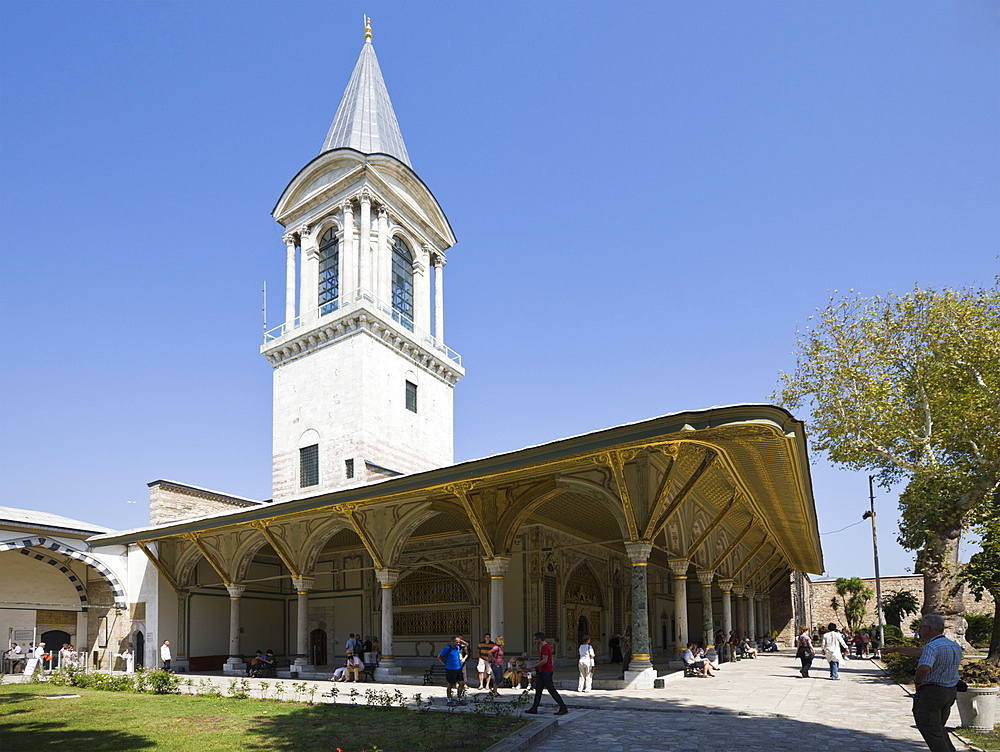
[862,475,885,654]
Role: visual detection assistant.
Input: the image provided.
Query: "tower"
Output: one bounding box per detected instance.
[262,20,463,502]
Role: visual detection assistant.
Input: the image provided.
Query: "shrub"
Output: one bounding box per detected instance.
[881,652,919,683]
[145,669,180,694]
[960,659,1000,687]
[966,614,994,648]
[882,625,919,647]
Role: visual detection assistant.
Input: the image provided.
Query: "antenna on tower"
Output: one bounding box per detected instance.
[262,280,267,334]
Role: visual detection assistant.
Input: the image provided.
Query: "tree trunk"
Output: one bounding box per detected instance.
[987,596,1000,666]
[920,521,970,648]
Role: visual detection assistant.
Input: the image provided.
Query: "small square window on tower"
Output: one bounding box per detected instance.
[405,380,418,413]
[299,444,319,487]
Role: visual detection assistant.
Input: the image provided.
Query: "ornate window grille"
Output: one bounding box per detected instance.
[299,444,319,487]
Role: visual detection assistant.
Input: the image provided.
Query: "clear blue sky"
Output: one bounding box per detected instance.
[1,1,997,580]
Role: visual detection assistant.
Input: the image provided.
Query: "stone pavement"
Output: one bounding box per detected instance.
[523,651,969,752]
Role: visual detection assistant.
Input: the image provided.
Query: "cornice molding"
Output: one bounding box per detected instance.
[261,308,463,385]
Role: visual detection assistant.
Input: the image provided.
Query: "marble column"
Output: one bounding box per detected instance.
[359,191,372,295]
[176,588,189,660]
[746,589,756,638]
[484,556,511,640]
[433,256,445,343]
[624,542,656,688]
[718,579,734,637]
[376,208,389,305]
[696,570,715,648]
[292,577,314,669]
[341,201,356,298]
[284,234,297,327]
[668,558,690,655]
[374,568,401,679]
[755,594,765,637]
[224,584,246,673]
[415,244,432,334]
[299,227,318,323]
[732,584,746,638]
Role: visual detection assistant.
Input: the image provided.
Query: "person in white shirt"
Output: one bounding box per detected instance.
[820,623,849,680]
[5,642,25,672]
[682,642,715,676]
[121,643,136,674]
[33,642,47,660]
[577,635,596,692]
[160,640,172,671]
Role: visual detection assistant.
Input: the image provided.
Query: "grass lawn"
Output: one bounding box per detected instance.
[0,684,528,751]
[958,727,1000,750]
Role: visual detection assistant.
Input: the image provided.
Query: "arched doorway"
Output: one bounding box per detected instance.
[310,629,327,666]
[41,630,71,663]
[564,563,604,654]
[135,631,145,668]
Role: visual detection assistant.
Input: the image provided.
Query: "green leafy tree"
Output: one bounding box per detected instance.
[954,495,1000,664]
[834,577,874,633]
[778,283,1000,642]
[881,589,920,629]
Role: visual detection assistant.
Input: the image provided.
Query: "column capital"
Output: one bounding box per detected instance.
[483,556,512,578]
[341,199,354,214]
[292,576,315,593]
[624,541,653,564]
[377,206,387,219]
[297,224,311,239]
[717,578,734,593]
[731,584,746,597]
[282,233,297,246]
[359,189,372,204]
[226,584,245,599]
[696,570,715,587]
[375,568,401,588]
[667,558,690,577]
[433,251,447,268]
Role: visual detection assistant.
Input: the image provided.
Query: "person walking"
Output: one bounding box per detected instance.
[160,640,172,671]
[820,623,848,679]
[912,614,962,752]
[524,632,568,716]
[488,636,505,697]
[577,635,596,692]
[795,625,814,678]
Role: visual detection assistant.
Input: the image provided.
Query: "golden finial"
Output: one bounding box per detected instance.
[364,16,372,41]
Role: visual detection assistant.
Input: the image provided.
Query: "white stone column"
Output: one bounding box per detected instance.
[484,557,511,640]
[341,201,356,298]
[299,227,318,323]
[283,233,297,327]
[415,244,432,335]
[76,609,88,656]
[292,577,314,669]
[224,584,246,673]
[359,191,372,295]
[376,207,389,304]
[433,255,445,343]
[696,570,715,649]
[754,594,765,637]
[374,568,401,679]
[732,584,746,638]
[668,558,690,657]
[624,542,656,689]
[746,589,756,638]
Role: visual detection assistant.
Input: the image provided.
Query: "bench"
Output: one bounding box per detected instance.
[684,663,707,677]
[362,663,376,682]
[423,663,447,685]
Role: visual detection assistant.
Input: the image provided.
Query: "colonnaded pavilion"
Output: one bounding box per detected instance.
[9,21,824,687]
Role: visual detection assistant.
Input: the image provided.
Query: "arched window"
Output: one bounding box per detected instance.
[391,237,414,331]
[318,227,340,315]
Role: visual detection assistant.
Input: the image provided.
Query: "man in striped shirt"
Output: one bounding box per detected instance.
[912,614,962,752]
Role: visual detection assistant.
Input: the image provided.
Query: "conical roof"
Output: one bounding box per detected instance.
[321,28,411,166]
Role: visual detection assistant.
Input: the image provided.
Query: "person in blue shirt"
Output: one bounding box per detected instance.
[438,635,469,705]
[912,614,962,752]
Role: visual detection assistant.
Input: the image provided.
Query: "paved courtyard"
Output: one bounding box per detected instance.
[523,652,968,752]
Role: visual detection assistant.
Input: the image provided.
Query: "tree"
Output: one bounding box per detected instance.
[834,577,874,633]
[778,283,1000,642]
[881,589,920,629]
[954,493,1000,664]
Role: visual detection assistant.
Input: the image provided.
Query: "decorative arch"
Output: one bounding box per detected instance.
[392,563,473,637]
[564,561,604,608]
[0,537,126,608]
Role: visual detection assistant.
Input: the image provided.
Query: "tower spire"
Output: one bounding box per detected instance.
[321,18,411,166]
